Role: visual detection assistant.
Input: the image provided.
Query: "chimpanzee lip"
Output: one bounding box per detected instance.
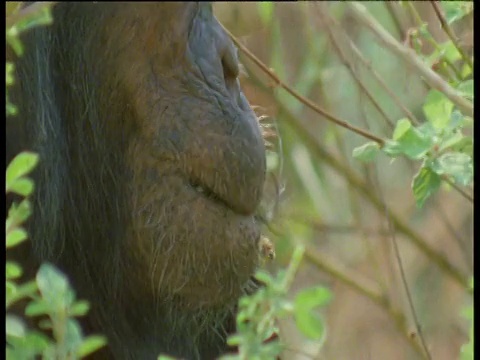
[189,179,241,214]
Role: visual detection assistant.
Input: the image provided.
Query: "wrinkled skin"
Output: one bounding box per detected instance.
[6,2,266,359]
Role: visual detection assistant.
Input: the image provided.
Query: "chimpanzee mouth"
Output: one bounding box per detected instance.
[189,179,243,215]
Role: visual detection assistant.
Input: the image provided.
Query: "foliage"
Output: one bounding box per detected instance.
[353,2,473,208]
[6,3,107,360]
[222,247,332,360]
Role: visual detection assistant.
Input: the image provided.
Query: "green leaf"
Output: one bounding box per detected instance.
[412,166,442,208]
[158,356,177,360]
[448,110,467,132]
[6,228,28,248]
[440,40,461,63]
[6,152,39,192]
[392,118,412,140]
[9,177,35,197]
[395,127,433,160]
[353,142,380,162]
[6,315,26,338]
[7,331,51,356]
[430,152,473,186]
[6,199,32,229]
[36,263,74,309]
[461,63,472,78]
[439,132,473,156]
[69,300,91,317]
[423,90,454,130]
[6,280,37,309]
[457,80,473,100]
[441,1,473,24]
[6,261,23,280]
[382,140,404,157]
[25,300,50,317]
[6,62,15,86]
[294,287,332,340]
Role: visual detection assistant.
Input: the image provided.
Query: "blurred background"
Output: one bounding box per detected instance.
[214,2,473,360]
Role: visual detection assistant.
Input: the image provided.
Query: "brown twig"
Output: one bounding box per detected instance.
[317,3,395,130]
[219,23,386,146]
[304,246,427,358]
[245,73,471,290]
[375,175,432,360]
[430,1,473,71]
[348,2,473,117]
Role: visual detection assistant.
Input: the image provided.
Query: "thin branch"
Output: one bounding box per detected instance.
[342,28,421,125]
[384,1,405,39]
[405,2,464,84]
[348,2,473,117]
[304,246,427,358]
[430,1,473,71]
[318,4,395,130]
[219,24,386,146]
[375,175,432,360]
[246,76,471,290]
[222,17,471,290]
[442,176,473,203]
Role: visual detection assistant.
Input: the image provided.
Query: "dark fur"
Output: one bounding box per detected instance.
[7,3,266,359]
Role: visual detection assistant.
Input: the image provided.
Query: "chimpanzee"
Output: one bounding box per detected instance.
[6,3,267,359]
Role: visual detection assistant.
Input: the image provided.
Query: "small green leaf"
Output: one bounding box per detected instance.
[76,335,108,357]
[461,63,472,78]
[457,80,473,100]
[294,287,332,340]
[441,1,473,24]
[254,270,273,286]
[382,140,404,157]
[36,263,74,309]
[440,40,462,63]
[7,199,32,228]
[6,152,39,192]
[25,300,50,317]
[353,142,380,162]
[6,228,28,248]
[412,166,442,208]
[6,315,26,338]
[392,118,412,140]
[9,177,35,197]
[6,62,15,85]
[70,300,91,317]
[423,90,454,130]
[448,110,467,132]
[6,262,23,280]
[395,126,433,160]
[431,152,473,186]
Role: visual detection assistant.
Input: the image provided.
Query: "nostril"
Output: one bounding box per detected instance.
[221,49,239,80]
[222,58,237,92]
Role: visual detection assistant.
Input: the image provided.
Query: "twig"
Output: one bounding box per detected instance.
[430,1,473,71]
[304,246,427,357]
[249,81,471,290]
[375,175,432,360]
[348,2,473,117]
[405,2,464,84]
[219,23,386,146]
[343,29,421,125]
[317,3,395,130]
[222,18,471,289]
[442,176,473,203]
